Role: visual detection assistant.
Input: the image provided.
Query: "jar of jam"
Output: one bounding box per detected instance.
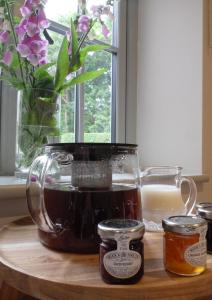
[197,205,212,253]
[98,219,145,284]
[162,216,207,276]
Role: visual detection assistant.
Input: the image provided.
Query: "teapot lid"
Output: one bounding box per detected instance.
[44,143,138,160]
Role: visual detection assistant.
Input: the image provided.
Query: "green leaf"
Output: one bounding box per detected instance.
[33,68,55,88]
[71,19,78,55]
[54,35,69,91]
[34,70,53,81]
[0,62,12,73]
[13,16,21,25]
[34,76,55,92]
[33,63,55,78]
[0,75,25,89]
[69,19,81,72]
[81,44,109,56]
[69,44,109,73]
[59,68,107,92]
[10,53,19,70]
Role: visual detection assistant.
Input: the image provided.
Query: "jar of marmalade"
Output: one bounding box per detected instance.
[162,216,207,276]
[98,219,145,284]
[197,205,212,253]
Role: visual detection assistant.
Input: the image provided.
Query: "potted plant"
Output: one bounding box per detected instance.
[0,0,113,176]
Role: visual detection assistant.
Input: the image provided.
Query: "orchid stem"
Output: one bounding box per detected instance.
[77,20,96,54]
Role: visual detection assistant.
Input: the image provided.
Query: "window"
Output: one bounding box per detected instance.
[0,0,138,175]
[45,0,116,143]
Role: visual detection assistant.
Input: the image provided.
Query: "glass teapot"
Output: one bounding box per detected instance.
[26,143,142,253]
[141,166,197,232]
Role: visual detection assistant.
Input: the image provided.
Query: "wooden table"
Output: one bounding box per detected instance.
[0,217,212,300]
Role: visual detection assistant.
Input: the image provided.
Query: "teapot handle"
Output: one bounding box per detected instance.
[180,176,197,215]
[26,154,61,233]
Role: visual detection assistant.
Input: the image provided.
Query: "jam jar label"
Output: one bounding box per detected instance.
[184,225,207,267]
[103,233,142,279]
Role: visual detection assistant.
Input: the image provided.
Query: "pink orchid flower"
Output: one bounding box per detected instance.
[3,50,13,66]
[24,0,32,7]
[90,5,113,20]
[102,6,114,20]
[27,51,48,66]
[37,9,49,29]
[17,43,30,57]
[27,53,40,66]
[22,0,35,11]
[91,5,101,17]
[15,19,27,39]
[20,0,42,18]
[77,15,90,33]
[25,22,40,37]
[38,49,48,64]
[30,39,48,53]
[30,0,41,8]
[39,57,47,65]
[39,49,47,56]
[20,5,32,18]
[102,24,110,38]
[0,30,9,43]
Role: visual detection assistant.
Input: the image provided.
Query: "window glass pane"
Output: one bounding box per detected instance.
[46,1,114,45]
[84,50,112,143]
[47,31,63,64]
[86,0,114,45]
[45,1,78,25]
[60,89,76,143]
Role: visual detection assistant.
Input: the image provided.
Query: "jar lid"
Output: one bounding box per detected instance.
[197,206,212,220]
[162,215,207,234]
[196,202,212,209]
[98,219,145,240]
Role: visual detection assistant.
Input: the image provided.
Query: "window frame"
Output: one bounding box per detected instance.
[0,0,138,175]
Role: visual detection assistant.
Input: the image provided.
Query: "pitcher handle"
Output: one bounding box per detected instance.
[26,154,61,233]
[180,176,197,215]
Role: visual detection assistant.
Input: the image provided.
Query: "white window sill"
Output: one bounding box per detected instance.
[0,176,26,200]
[0,176,28,217]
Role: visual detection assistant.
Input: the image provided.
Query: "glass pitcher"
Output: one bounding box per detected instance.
[26,143,142,253]
[141,166,197,231]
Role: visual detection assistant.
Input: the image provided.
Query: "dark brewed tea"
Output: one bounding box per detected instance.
[38,184,142,253]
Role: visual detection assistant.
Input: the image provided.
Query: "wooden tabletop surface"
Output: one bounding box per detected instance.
[0,217,212,300]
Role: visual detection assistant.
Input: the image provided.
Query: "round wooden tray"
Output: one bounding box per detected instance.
[0,217,212,300]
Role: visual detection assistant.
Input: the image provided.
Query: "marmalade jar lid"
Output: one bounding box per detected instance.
[197,206,212,221]
[162,215,207,235]
[98,219,145,240]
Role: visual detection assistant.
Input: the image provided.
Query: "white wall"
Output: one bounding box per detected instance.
[137,0,203,174]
